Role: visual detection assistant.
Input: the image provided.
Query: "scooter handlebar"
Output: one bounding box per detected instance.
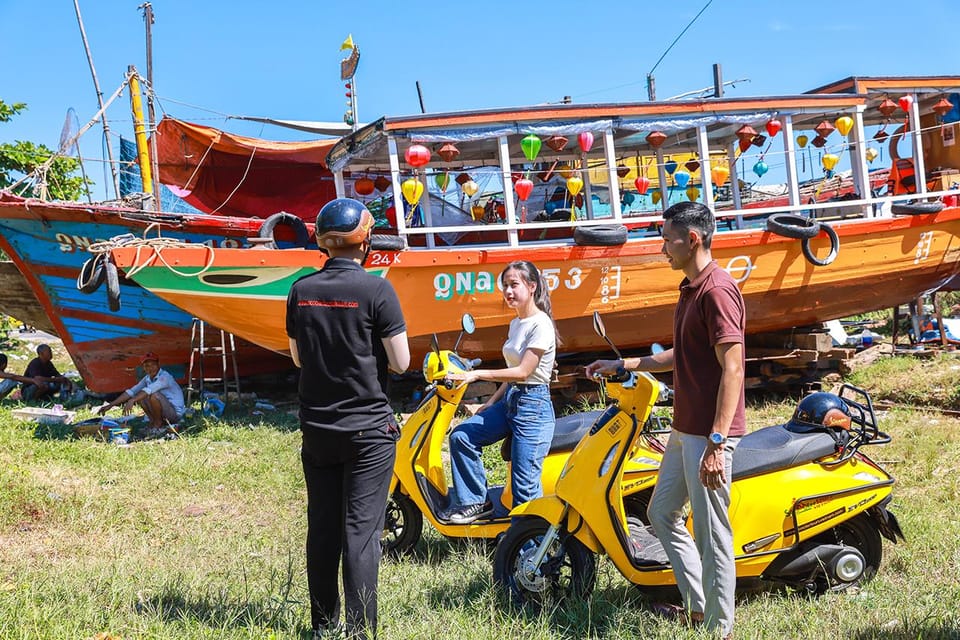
[468,358,482,369]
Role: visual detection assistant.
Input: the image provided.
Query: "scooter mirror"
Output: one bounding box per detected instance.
[592,311,607,338]
[651,343,665,355]
[461,314,476,335]
[431,333,440,355]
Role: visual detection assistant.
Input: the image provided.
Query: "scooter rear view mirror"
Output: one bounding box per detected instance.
[592,311,623,360]
[651,343,665,355]
[431,333,440,355]
[453,313,476,352]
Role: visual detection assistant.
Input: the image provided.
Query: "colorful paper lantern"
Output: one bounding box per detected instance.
[616,165,631,178]
[462,180,479,197]
[514,178,534,201]
[865,147,879,163]
[835,116,854,137]
[651,190,662,205]
[374,175,391,192]
[545,135,568,152]
[405,144,431,168]
[711,164,730,186]
[574,193,584,209]
[738,137,753,154]
[685,160,701,173]
[664,159,678,175]
[577,131,594,153]
[796,134,809,148]
[673,170,690,188]
[873,129,889,144]
[646,130,667,149]
[455,172,472,185]
[898,95,914,113]
[736,125,757,147]
[566,176,584,196]
[811,136,827,148]
[521,134,542,161]
[933,97,955,118]
[814,120,836,139]
[686,186,700,201]
[434,172,450,192]
[753,160,769,178]
[401,177,424,205]
[878,98,898,118]
[354,176,375,196]
[437,143,460,163]
[385,205,397,227]
[634,175,651,195]
[471,204,485,220]
[622,191,636,206]
[751,134,767,148]
[765,119,782,137]
[558,164,573,179]
[822,153,839,171]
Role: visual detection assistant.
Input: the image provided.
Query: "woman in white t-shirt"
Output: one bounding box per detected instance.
[444,261,557,524]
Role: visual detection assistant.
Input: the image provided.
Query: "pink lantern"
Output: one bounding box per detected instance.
[515,178,534,201]
[578,131,594,153]
[404,144,431,168]
[898,95,914,113]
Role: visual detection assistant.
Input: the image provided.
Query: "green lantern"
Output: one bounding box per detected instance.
[520,134,542,162]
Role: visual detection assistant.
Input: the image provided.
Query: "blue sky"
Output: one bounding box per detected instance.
[2,0,958,199]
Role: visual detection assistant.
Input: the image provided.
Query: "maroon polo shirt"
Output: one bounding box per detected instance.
[672,261,746,438]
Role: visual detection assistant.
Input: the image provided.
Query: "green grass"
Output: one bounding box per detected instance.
[1,336,960,638]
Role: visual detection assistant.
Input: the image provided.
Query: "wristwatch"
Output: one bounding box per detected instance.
[709,432,727,446]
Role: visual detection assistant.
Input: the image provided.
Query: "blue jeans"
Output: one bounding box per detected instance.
[448,383,555,508]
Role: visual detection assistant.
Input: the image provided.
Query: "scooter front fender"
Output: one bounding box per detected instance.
[510,497,602,553]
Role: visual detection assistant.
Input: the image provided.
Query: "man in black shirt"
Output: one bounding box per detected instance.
[286,198,409,640]
[21,344,73,402]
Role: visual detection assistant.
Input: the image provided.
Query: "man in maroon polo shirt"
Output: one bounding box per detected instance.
[586,201,745,639]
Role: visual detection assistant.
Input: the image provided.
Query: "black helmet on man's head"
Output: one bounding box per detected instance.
[316,198,374,250]
[788,391,853,431]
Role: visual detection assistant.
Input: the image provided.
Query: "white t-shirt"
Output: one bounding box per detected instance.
[126,368,186,417]
[502,311,556,385]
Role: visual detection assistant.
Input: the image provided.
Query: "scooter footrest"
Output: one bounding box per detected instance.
[628,523,670,566]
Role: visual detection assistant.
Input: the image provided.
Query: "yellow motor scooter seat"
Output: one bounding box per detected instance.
[501,410,604,461]
[731,424,843,481]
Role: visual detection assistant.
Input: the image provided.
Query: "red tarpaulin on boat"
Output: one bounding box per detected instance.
[154,117,338,221]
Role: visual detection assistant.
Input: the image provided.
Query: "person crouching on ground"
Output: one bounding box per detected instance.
[0,353,38,400]
[20,344,74,402]
[97,352,186,427]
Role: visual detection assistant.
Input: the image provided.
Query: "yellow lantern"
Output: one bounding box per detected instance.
[462,180,479,197]
[471,204,485,220]
[822,153,839,171]
[566,176,584,196]
[835,116,854,137]
[557,163,573,179]
[651,190,662,205]
[796,134,809,148]
[865,147,879,163]
[711,164,730,186]
[686,186,700,202]
[401,178,424,205]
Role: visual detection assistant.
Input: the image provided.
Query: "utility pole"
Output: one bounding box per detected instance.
[713,63,724,98]
[73,0,120,200]
[646,73,657,101]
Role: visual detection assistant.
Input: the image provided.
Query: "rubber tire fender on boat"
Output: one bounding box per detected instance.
[370,233,407,252]
[573,224,628,246]
[890,201,945,216]
[105,260,121,312]
[765,213,822,240]
[77,254,106,294]
[801,222,840,267]
[258,212,310,249]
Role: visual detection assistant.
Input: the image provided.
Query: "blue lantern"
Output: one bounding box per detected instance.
[664,159,678,175]
[674,170,690,189]
[622,191,636,207]
[753,160,769,178]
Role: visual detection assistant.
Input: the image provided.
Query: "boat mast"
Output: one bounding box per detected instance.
[139,2,162,210]
[127,66,155,204]
[72,0,121,200]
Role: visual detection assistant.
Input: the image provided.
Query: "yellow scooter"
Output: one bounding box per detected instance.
[383,314,667,555]
[493,312,904,604]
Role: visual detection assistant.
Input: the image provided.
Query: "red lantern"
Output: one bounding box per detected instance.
[574,193,584,209]
[765,119,782,137]
[634,175,651,195]
[577,131,594,153]
[374,176,391,192]
[646,131,667,149]
[437,143,460,163]
[511,171,524,183]
[738,138,752,153]
[514,178,534,201]
[385,206,397,228]
[933,97,954,118]
[545,135,568,152]
[684,160,700,173]
[814,120,836,139]
[354,177,375,196]
[898,95,914,113]
[404,144,431,168]
[735,125,757,149]
[811,135,827,148]
[878,98,898,118]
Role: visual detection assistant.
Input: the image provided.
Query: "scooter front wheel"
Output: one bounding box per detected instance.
[382,492,422,556]
[492,516,596,608]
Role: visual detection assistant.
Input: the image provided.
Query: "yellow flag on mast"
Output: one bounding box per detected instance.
[340,34,355,51]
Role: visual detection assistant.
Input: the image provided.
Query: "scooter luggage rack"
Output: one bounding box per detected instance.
[826,383,891,465]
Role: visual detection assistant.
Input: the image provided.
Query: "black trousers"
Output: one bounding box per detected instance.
[301,423,397,638]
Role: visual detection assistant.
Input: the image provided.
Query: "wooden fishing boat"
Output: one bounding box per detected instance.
[107,76,960,365]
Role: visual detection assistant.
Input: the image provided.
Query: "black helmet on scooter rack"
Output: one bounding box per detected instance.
[316,198,375,250]
[787,392,853,432]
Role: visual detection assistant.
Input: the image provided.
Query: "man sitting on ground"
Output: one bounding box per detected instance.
[21,344,74,402]
[0,353,37,400]
[97,352,185,428]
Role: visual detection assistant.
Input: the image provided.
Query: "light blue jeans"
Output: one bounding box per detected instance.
[448,383,555,508]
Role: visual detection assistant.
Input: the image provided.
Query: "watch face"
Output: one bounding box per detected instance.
[710,432,724,444]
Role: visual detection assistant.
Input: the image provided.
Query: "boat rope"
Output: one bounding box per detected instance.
[87,232,216,280]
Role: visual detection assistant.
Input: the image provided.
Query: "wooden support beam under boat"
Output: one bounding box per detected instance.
[497,135,520,247]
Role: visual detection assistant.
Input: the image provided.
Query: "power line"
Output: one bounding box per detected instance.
[648,0,714,77]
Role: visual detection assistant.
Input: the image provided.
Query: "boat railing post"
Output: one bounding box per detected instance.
[333,170,346,198]
[655,148,669,214]
[695,125,714,211]
[908,93,928,195]
[782,115,801,212]
[498,135,520,247]
[387,136,411,243]
[420,177,436,248]
[727,141,743,228]
[851,105,874,217]
[583,151,595,220]
[603,129,623,221]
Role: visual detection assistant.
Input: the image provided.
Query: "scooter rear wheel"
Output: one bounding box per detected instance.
[382,492,422,556]
[810,513,882,592]
[493,516,596,608]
